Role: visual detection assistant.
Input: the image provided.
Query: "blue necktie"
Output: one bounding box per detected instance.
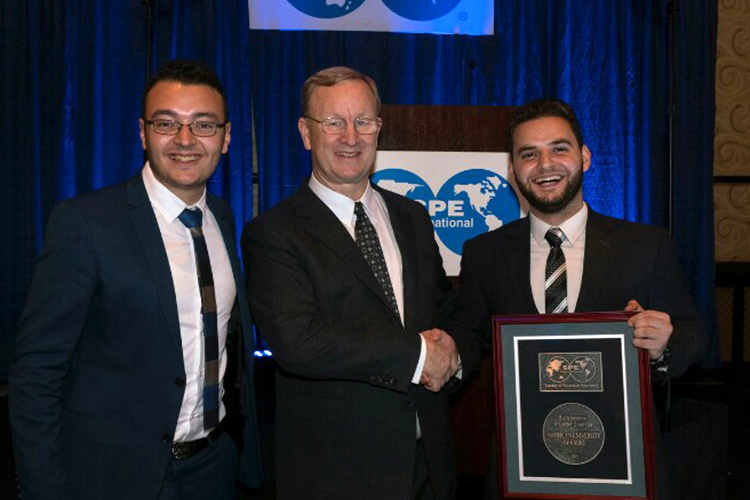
[178,207,219,431]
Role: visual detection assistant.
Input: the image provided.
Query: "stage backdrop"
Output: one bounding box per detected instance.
[0,0,718,379]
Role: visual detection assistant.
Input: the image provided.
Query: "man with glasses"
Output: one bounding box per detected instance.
[242,66,477,500]
[10,60,262,500]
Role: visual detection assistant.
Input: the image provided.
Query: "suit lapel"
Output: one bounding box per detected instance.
[292,185,403,325]
[577,211,614,312]
[503,218,538,314]
[126,175,184,360]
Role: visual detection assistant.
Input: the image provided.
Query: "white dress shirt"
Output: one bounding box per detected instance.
[308,176,428,384]
[142,164,236,441]
[529,204,588,314]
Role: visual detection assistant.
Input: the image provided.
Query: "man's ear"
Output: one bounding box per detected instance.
[582,145,592,172]
[298,117,312,151]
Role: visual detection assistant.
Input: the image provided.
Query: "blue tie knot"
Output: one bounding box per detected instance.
[178,207,203,228]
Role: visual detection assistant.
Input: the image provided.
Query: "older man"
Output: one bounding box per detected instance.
[242,66,479,500]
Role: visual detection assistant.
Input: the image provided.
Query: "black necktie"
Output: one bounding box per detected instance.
[544,227,568,314]
[354,202,400,318]
[178,207,220,431]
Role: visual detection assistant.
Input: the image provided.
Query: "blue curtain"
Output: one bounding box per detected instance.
[1,0,718,379]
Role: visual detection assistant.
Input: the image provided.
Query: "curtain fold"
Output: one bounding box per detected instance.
[1,0,719,378]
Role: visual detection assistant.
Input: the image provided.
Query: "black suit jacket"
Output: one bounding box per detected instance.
[449,210,705,499]
[242,183,474,500]
[452,210,704,379]
[9,174,262,500]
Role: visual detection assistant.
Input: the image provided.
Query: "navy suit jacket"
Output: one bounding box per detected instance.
[9,174,262,500]
[242,183,476,500]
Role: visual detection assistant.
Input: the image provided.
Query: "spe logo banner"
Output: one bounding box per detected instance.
[248,0,494,35]
[373,151,522,276]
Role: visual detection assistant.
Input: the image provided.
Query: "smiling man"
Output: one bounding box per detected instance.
[447,99,705,500]
[9,60,262,500]
[242,66,480,500]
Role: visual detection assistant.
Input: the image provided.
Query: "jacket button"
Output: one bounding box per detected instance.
[162,433,172,443]
[387,377,396,385]
[175,377,185,387]
[407,403,416,411]
[369,376,377,383]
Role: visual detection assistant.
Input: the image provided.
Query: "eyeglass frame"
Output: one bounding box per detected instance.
[303,115,382,135]
[143,119,228,137]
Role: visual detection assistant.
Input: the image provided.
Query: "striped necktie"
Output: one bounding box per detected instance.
[178,207,220,431]
[544,227,568,314]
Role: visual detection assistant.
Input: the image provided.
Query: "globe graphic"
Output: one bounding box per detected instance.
[435,169,519,255]
[287,0,366,18]
[371,169,435,206]
[545,356,569,383]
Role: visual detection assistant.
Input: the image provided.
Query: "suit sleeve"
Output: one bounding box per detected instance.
[9,201,97,500]
[645,231,706,381]
[241,218,421,394]
[445,237,493,380]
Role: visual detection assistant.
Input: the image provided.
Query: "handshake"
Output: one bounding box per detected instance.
[419,329,461,393]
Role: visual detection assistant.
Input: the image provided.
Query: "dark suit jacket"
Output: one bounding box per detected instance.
[242,183,475,500]
[449,210,705,500]
[9,174,262,500]
[451,210,704,379]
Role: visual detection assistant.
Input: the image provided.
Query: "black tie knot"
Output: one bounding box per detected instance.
[178,207,203,228]
[545,228,564,249]
[354,201,366,218]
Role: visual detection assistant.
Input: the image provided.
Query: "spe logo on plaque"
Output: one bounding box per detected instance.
[538,352,604,392]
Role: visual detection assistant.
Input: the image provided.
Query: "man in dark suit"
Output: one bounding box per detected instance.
[242,66,477,500]
[448,99,705,499]
[9,60,262,500]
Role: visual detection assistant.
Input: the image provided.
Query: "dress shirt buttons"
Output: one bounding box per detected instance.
[162,433,172,443]
[174,377,185,387]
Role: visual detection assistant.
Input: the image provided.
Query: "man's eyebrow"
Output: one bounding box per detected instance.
[549,138,573,147]
[148,110,221,121]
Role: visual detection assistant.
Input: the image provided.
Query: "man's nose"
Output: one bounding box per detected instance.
[340,121,358,145]
[174,124,197,146]
[540,149,554,168]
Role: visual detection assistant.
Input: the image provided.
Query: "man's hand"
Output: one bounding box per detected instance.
[625,299,672,360]
[419,329,460,392]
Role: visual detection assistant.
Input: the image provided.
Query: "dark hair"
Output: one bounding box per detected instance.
[508,99,584,156]
[301,66,381,117]
[141,59,228,120]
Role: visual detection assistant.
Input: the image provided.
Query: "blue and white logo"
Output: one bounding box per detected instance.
[287,0,366,18]
[381,0,463,21]
[372,168,519,255]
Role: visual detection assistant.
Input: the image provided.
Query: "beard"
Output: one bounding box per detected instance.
[515,165,584,214]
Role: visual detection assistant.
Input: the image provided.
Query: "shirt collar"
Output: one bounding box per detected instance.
[142,162,208,224]
[308,174,378,227]
[530,203,588,246]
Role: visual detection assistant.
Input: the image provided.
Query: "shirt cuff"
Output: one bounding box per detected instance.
[412,333,428,384]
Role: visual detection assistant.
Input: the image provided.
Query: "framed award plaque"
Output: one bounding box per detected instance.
[493,312,656,499]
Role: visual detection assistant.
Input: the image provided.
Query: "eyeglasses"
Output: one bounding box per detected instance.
[304,116,381,135]
[144,119,226,137]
